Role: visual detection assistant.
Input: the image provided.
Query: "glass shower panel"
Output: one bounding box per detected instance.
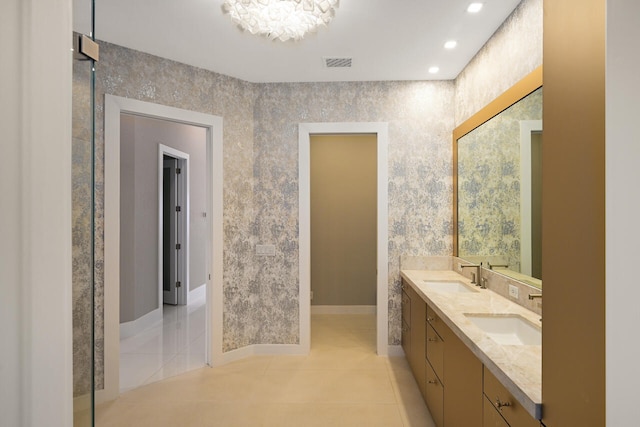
[72,0,96,425]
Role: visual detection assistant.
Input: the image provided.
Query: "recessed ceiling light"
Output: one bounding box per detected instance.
[467,3,483,13]
[428,66,440,74]
[444,40,457,49]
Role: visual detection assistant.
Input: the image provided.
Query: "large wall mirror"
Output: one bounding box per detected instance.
[453,66,543,289]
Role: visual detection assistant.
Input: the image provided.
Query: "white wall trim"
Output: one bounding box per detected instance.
[103,95,224,402]
[1,0,73,424]
[299,122,390,357]
[219,344,308,365]
[311,305,377,315]
[119,307,163,340]
[189,283,207,301]
[519,120,542,277]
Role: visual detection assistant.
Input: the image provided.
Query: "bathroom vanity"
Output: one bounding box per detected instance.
[400,269,542,427]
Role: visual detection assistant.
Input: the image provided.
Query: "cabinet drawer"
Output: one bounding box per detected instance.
[483,366,539,427]
[401,287,411,324]
[483,395,510,427]
[426,304,444,336]
[426,322,444,382]
[425,360,444,427]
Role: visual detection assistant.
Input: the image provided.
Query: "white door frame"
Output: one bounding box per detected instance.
[159,145,189,306]
[298,122,389,356]
[520,120,543,277]
[101,95,224,403]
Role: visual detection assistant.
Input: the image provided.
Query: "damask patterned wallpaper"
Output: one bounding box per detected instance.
[455,0,543,125]
[457,88,543,269]
[72,0,542,392]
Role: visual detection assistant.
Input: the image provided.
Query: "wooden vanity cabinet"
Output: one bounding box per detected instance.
[483,367,539,427]
[425,303,483,427]
[401,280,427,398]
[402,280,541,427]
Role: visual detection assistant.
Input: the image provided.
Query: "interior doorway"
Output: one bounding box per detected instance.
[101,95,224,402]
[310,134,377,313]
[160,147,189,306]
[298,122,389,357]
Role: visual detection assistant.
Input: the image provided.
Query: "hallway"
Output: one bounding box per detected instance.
[96,313,435,426]
[119,289,207,393]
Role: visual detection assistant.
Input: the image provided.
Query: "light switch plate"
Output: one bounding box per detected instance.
[508,284,519,299]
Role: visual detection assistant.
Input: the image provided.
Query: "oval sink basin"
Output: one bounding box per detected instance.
[464,313,541,346]
[419,280,478,293]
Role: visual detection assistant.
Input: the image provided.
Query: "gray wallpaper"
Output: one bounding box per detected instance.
[457,88,543,268]
[72,0,542,391]
[248,81,455,348]
[455,0,543,126]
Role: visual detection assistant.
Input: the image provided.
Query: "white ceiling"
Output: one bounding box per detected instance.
[75,0,522,83]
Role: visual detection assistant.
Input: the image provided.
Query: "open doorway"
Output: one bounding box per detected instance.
[118,114,207,392]
[160,147,189,306]
[309,134,378,352]
[299,122,389,357]
[101,95,224,403]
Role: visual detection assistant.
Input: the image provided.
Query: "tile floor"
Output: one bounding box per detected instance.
[119,292,207,393]
[95,313,435,426]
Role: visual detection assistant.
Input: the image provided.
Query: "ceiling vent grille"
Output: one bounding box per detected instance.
[324,57,352,68]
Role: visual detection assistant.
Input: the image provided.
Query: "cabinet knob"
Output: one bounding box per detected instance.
[495,397,511,411]
[428,379,439,385]
[427,337,438,342]
[427,316,435,322]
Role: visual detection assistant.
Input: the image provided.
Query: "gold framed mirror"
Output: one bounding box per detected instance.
[453,66,543,288]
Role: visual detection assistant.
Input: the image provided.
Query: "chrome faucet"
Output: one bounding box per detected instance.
[460,264,481,286]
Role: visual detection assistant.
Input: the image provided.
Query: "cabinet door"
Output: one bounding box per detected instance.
[441,319,483,427]
[401,318,410,358]
[426,322,444,382]
[401,282,411,358]
[426,360,444,427]
[409,286,426,398]
[484,396,510,427]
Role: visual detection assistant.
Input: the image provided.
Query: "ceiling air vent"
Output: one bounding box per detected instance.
[324,57,352,68]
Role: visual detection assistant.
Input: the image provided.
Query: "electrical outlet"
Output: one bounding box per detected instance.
[508,285,519,299]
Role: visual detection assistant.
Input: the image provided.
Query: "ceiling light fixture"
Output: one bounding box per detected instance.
[428,66,440,74]
[222,0,339,42]
[444,40,457,49]
[467,3,483,13]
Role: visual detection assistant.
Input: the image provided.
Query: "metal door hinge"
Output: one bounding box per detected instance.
[176,281,182,288]
[176,168,181,174]
[176,243,181,250]
[176,206,181,212]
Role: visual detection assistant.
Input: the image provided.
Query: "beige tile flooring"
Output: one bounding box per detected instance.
[95,314,435,426]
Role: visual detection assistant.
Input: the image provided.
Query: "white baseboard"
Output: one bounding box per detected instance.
[213,343,307,366]
[387,345,404,357]
[119,307,163,340]
[189,283,206,302]
[311,305,376,315]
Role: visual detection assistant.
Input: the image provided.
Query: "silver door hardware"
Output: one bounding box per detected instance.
[73,34,99,61]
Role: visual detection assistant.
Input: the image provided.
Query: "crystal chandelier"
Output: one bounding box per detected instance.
[222,0,339,42]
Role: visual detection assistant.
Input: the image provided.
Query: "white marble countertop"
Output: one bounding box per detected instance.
[400,269,542,419]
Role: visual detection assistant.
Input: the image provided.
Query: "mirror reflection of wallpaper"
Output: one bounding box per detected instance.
[457,88,542,271]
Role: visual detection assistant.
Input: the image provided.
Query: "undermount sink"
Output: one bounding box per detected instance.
[464,313,541,346]
[419,280,478,293]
